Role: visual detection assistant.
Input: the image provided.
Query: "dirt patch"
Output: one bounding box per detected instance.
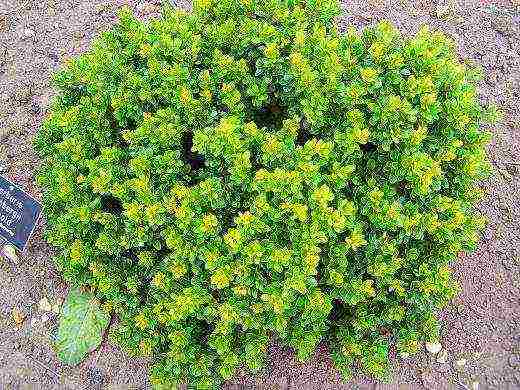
[0,0,519,389]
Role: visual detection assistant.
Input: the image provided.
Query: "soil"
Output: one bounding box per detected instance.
[0,0,519,389]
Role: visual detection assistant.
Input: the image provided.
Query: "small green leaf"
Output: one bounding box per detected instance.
[54,289,110,366]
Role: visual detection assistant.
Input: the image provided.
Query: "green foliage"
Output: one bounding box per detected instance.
[54,289,110,365]
[36,0,493,387]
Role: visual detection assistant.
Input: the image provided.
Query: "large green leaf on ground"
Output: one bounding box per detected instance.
[54,289,110,366]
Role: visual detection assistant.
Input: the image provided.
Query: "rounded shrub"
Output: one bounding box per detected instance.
[35,0,495,387]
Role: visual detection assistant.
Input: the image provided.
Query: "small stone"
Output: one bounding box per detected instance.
[435,0,457,18]
[508,354,520,368]
[52,304,61,314]
[48,51,60,65]
[30,102,41,115]
[435,361,450,374]
[455,358,467,370]
[95,3,112,14]
[420,370,435,387]
[72,30,85,40]
[23,28,35,39]
[12,308,25,325]
[437,349,448,364]
[400,352,410,359]
[426,341,442,354]
[38,297,52,312]
[38,88,54,111]
[138,2,160,14]
[505,163,519,177]
[14,85,32,104]
[2,244,18,263]
[30,317,38,327]
[87,366,106,386]
[436,4,450,18]
[41,314,49,323]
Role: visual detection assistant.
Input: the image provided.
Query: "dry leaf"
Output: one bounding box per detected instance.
[12,308,25,325]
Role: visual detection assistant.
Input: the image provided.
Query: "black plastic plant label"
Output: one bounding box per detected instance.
[0,175,42,251]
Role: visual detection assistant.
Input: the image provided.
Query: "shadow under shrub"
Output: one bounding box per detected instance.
[35,0,496,388]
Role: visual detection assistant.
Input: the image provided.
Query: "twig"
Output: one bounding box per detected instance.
[32,358,60,379]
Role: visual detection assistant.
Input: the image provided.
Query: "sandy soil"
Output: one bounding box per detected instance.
[0,0,519,389]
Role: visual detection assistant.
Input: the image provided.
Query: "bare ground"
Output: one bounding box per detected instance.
[0,0,519,389]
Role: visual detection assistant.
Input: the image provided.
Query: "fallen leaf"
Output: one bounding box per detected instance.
[12,308,25,325]
[0,15,7,32]
[54,289,110,366]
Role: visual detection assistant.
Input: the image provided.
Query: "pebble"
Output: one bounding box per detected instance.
[0,161,8,174]
[30,102,41,115]
[15,86,32,104]
[95,3,112,14]
[435,361,450,374]
[52,303,61,314]
[138,2,159,14]
[420,370,435,387]
[426,341,442,354]
[41,314,49,323]
[455,358,467,370]
[508,353,520,368]
[87,366,106,386]
[48,51,60,66]
[437,349,448,364]
[23,28,35,39]
[38,297,53,312]
[38,88,54,111]
[436,5,450,18]
[73,30,85,40]
[2,244,19,263]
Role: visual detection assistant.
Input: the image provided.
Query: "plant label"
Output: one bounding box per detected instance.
[0,175,42,251]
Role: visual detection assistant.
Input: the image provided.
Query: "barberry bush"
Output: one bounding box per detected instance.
[35,0,495,388]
